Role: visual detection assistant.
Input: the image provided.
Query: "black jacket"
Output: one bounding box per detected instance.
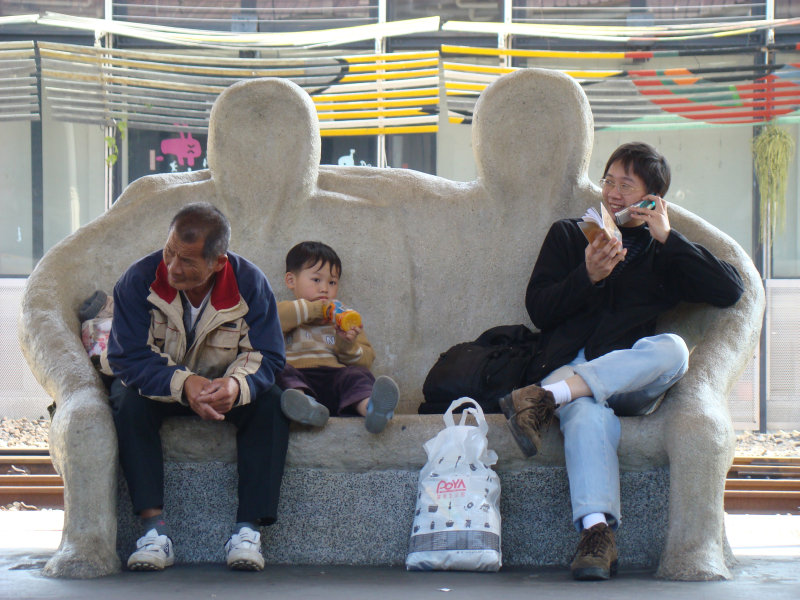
[524,218,744,380]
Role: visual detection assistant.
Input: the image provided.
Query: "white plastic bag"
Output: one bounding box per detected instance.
[406,397,502,571]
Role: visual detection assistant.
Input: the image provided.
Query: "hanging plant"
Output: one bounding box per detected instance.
[752,122,795,240]
[104,120,128,167]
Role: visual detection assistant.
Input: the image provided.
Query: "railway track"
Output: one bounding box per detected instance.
[1,449,62,509]
[2,450,799,514]
[725,456,800,514]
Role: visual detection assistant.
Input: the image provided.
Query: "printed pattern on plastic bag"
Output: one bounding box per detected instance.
[406,397,502,571]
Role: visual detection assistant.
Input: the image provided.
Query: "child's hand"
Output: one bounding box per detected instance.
[336,324,362,344]
[320,299,334,323]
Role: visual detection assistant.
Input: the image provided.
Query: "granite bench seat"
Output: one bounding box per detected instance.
[114,415,672,569]
[19,68,764,581]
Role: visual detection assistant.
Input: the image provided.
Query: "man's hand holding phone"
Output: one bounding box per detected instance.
[615,198,657,226]
[629,194,671,243]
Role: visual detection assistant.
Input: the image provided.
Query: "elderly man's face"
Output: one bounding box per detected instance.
[162,229,224,294]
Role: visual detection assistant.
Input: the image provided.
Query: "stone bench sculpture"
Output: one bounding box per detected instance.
[18,68,764,580]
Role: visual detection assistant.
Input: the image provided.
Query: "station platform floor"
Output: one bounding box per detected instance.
[0,511,798,600]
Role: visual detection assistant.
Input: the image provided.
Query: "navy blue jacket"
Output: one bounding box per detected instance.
[103,250,285,405]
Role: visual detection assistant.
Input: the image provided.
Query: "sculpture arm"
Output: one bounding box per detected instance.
[658,230,744,308]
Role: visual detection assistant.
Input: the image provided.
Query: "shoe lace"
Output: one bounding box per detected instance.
[229,528,260,550]
[137,530,163,550]
[515,396,555,429]
[576,526,612,558]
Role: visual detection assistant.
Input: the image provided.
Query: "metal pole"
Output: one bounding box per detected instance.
[376,0,387,168]
[500,0,512,68]
[103,0,115,211]
[31,43,43,263]
[757,0,775,432]
[766,0,775,37]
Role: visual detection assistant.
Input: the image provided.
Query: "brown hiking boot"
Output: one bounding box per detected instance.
[498,384,556,457]
[570,523,618,580]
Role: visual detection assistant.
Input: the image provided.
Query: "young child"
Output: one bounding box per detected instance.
[277,241,399,433]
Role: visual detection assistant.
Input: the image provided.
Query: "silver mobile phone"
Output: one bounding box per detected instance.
[615,198,656,226]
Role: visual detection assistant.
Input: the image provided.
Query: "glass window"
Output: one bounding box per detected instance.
[0,121,34,275]
[0,1,103,18]
[320,134,436,174]
[41,115,106,256]
[392,0,500,22]
[0,105,106,276]
[322,136,377,167]
[771,123,800,278]
[386,133,436,175]
[127,128,209,183]
[115,0,376,32]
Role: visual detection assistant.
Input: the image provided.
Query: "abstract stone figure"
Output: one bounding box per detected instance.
[19,69,764,579]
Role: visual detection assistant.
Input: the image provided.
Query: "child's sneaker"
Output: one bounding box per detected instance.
[280,389,329,426]
[127,528,175,571]
[225,526,265,571]
[364,376,399,434]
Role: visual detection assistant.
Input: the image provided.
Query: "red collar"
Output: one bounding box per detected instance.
[151,258,240,310]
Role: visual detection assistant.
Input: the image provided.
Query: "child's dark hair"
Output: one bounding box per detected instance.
[603,142,671,197]
[285,241,342,277]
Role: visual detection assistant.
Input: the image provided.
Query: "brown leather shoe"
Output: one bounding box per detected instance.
[498,384,556,457]
[570,523,618,580]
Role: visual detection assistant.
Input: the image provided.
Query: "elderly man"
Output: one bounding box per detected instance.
[101,202,287,572]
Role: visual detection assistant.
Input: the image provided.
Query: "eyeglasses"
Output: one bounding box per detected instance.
[599,178,643,197]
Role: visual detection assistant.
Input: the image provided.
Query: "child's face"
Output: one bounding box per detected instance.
[285,260,340,302]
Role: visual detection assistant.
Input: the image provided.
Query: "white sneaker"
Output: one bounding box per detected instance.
[127,528,175,571]
[225,526,265,571]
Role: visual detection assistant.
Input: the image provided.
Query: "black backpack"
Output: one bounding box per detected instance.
[419,324,541,414]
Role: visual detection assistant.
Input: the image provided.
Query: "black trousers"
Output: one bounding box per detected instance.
[109,378,289,525]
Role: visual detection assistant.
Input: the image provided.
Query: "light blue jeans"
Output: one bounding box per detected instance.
[545,333,689,531]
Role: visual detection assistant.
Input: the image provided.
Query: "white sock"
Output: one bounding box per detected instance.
[581,512,607,530]
[542,380,572,406]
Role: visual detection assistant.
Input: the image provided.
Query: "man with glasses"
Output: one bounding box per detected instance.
[499,142,744,580]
